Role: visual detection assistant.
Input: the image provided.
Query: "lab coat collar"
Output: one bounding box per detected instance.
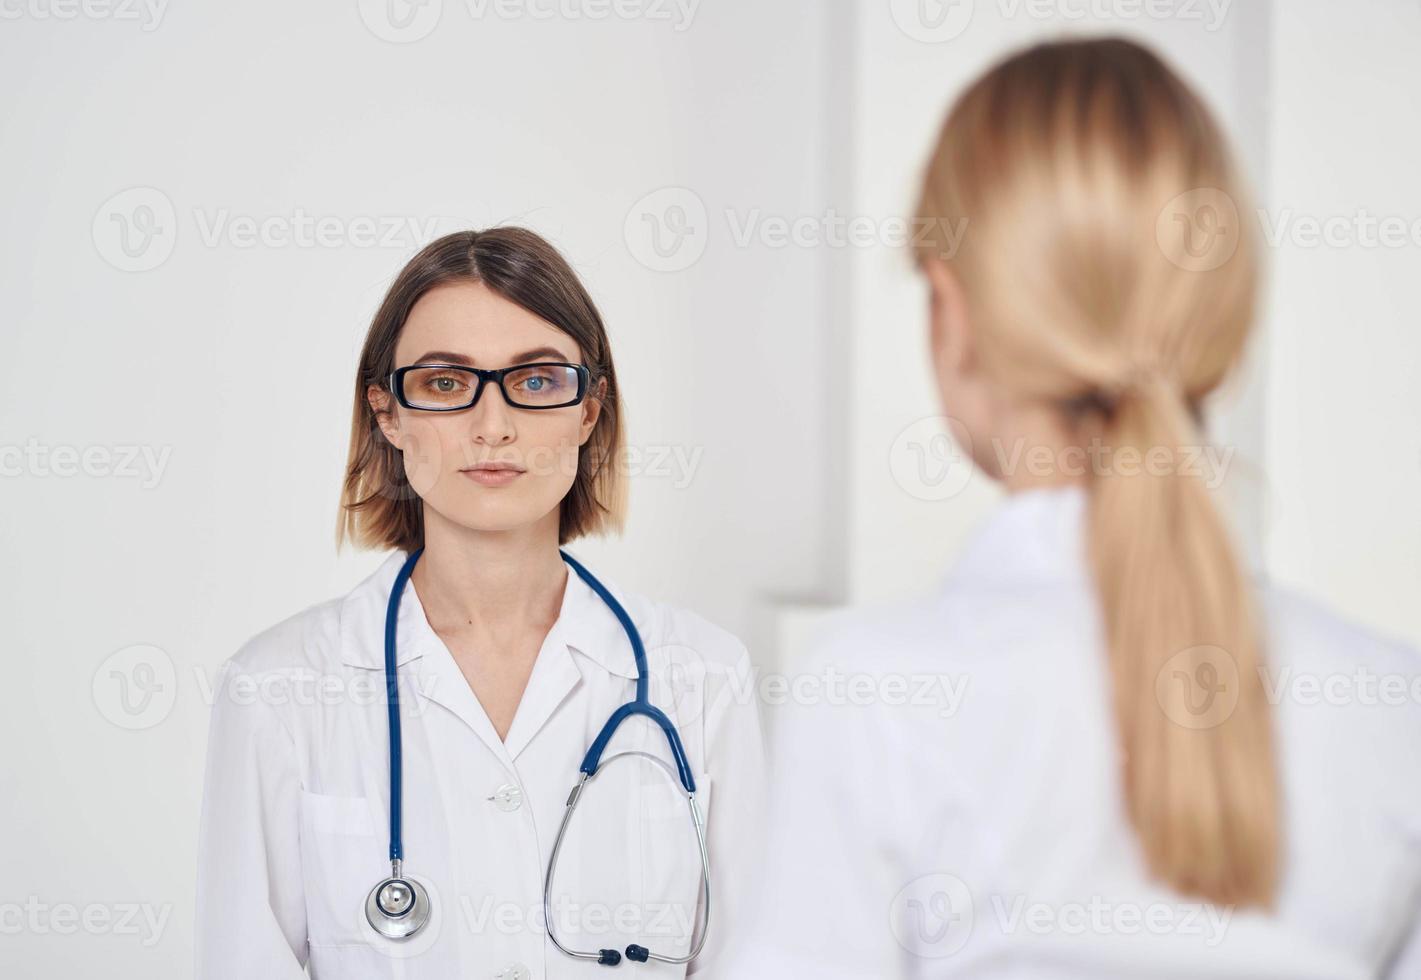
[338,548,643,764]
[337,550,431,670]
[556,552,644,681]
[945,484,1091,589]
[337,549,642,681]
[944,482,1264,590]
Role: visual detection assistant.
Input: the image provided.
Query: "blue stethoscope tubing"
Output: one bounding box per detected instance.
[367,546,711,966]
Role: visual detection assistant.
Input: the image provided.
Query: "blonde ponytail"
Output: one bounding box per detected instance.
[1090,374,1278,906]
[913,38,1280,906]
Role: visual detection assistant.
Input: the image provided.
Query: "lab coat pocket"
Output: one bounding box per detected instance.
[636,769,711,961]
[298,790,381,947]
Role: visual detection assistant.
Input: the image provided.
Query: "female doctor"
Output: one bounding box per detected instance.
[195,228,766,979]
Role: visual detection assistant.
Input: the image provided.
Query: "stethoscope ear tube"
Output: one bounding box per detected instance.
[543,754,712,966]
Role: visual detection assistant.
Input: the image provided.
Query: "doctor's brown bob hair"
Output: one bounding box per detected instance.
[336,227,627,553]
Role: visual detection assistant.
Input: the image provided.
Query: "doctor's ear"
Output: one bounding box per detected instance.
[921,256,975,381]
[367,384,402,445]
[578,377,606,445]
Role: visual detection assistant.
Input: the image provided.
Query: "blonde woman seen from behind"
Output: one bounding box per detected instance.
[731,38,1421,979]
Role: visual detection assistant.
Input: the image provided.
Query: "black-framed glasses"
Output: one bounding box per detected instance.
[389,362,591,412]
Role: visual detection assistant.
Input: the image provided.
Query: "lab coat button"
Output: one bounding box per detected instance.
[491,783,522,812]
[494,962,530,980]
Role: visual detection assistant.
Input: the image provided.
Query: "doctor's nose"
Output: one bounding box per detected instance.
[466,380,517,445]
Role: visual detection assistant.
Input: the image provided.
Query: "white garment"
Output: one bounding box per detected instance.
[731,485,1421,979]
[195,549,766,980]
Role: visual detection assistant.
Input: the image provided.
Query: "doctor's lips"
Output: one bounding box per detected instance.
[460,460,526,487]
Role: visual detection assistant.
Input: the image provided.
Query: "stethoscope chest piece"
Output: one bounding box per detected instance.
[365,869,431,940]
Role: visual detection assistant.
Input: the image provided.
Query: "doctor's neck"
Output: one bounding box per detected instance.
[408,505,568,631]
[977,394,1098,496]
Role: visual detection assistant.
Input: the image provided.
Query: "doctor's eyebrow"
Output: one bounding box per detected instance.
[411,346,575,367]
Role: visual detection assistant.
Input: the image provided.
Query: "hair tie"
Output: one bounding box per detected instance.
[1058,358,1187,421]
[1112,358,1177,399]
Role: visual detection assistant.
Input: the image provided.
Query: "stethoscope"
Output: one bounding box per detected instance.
[365,547,711,967]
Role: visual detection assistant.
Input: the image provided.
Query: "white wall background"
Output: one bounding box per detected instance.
[2,0,1417,975]
[1261,0,1421,640]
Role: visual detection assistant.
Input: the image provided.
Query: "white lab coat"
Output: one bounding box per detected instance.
[195,549,766,980]
[729,485,1421,979]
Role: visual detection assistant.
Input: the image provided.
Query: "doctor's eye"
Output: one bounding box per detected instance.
[400,366,476,409]
[504,364,581,407]
[421,373,471,394]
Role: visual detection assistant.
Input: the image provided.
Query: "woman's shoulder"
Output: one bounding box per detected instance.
[221,594,347,680]
[794,576,1093,681]
[1257,580,1421,734]
[1260,580,1421,670]
[203,594,352,739]
[224,549,474,681]
[221,555,402,679]
[609,580,752,675]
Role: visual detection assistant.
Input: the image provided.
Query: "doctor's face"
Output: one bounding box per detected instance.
[367,280,603,536]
